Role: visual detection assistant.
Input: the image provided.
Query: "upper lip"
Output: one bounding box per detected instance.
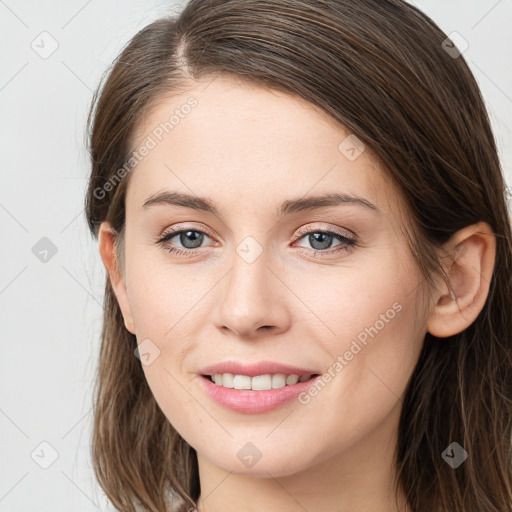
[198,361,320,377]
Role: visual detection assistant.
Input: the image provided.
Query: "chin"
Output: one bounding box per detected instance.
[206,448,315,478]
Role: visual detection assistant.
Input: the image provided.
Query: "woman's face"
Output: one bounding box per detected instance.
[108,75,430,479]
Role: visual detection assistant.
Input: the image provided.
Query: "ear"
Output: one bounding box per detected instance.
[427,221,496,338]
[98,221,136,334]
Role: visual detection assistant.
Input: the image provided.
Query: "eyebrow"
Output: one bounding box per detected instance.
[142,190,381,216]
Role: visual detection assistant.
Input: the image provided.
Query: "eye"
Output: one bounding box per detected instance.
[156,226,214,256]
[293,227,357,255]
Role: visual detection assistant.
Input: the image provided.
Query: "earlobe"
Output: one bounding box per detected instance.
[426,221,496,338]
[98,222,136,334]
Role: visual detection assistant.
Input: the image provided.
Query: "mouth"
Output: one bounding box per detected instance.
[201,372,321,391]
[198,371,322,414]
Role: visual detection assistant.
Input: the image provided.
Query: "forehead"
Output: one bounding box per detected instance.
[126,75,400,220]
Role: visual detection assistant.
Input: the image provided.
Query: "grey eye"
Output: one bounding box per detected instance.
[175,230,206,249]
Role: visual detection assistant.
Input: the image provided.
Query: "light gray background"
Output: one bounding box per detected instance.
[1,1,511,510]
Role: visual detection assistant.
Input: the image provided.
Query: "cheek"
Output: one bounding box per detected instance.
[138,359,208,458]
[126,264,203,435]
[293,252,414,356]
[286,284,424,468]
[125,249,213,336]
[296,255,424,421]
[124,255,216,425]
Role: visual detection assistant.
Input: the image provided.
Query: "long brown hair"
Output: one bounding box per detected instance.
[84,1,512,510]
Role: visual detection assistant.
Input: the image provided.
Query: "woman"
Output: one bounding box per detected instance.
[84,0,512,510]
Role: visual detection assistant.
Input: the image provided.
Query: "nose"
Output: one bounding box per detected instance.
[215,244,291,339]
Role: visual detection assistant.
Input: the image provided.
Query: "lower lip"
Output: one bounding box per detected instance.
[198,374,321,414]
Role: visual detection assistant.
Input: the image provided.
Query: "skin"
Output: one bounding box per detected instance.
[98,75,496,512]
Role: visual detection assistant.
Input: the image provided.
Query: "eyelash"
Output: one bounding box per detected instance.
[155,224,358,258]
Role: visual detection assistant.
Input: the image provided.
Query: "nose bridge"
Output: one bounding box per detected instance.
[217,236,286,336]
[226,239,270,313]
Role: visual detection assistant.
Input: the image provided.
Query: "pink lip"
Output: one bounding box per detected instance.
[197,374,321,414]
[198,360,318,377]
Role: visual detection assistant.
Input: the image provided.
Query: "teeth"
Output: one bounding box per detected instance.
[233,374,252,389]
[222,373,234,388]
[286,374,299,385]
[209,373,313,390]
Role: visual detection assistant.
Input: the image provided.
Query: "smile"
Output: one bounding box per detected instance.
[198,373,321,414]
[205,373,317,390]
